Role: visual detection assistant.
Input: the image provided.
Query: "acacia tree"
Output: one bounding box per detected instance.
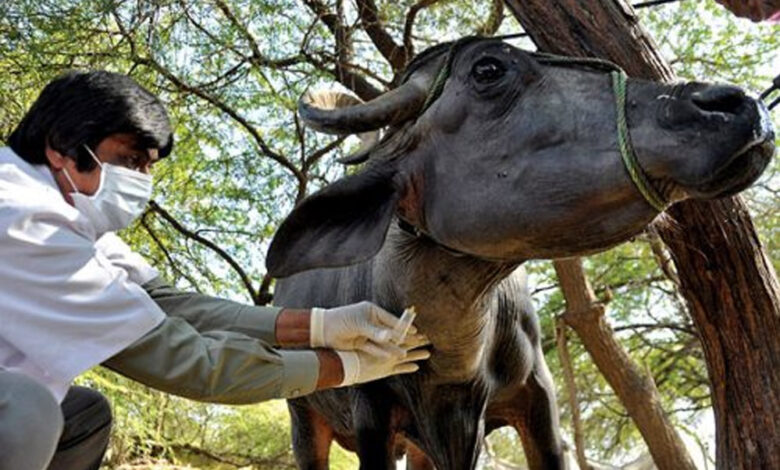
[504,0,780,468]
[1,1,777,468]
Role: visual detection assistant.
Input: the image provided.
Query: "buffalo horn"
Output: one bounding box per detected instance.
[298,75,431,135]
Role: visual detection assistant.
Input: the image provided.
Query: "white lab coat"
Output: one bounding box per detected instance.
[0,147,165,403]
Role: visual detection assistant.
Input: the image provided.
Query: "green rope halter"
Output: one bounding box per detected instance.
[417,41,669,212]
[611,70,667,211]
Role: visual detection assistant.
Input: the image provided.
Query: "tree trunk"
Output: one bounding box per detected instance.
[554,259,696,470]
[659,199,780,469]
[505,1,780,468]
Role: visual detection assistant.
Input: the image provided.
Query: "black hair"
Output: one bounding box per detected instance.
[9,70,173,172]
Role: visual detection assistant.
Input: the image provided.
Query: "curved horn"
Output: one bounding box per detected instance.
[301,91,381,165]
[298,74,432,135]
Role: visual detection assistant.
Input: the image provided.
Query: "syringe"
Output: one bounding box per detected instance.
[392,306,417,345]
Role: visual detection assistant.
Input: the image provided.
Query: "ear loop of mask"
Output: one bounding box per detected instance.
[60,165,79,194]
[82,145,105,172]
[59,145,103,195]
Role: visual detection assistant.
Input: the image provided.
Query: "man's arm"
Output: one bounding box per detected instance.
[140,277,424,353]
[98,235,294,346]
[114,278,431,402]
[102,313,426,403]
[134,279,430,401]
[103,316,343,403]
[141,276,283,345]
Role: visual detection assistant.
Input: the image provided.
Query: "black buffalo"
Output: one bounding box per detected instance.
[267,37,775,470]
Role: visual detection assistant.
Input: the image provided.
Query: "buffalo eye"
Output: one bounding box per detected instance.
[471,57,506,84]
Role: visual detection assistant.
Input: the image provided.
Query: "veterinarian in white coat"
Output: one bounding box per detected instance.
[0,71,429,470]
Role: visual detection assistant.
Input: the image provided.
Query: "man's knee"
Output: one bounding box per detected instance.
[59,386,113,439]
[0,372,64,470]
[48,386,112,470]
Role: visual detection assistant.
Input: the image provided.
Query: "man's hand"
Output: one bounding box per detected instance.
[336,344,431,387]
[315,330,430,389]
[310,301,426,357]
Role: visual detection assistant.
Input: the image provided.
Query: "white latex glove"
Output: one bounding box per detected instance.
[336,341,431,386]
[311,301,423,357]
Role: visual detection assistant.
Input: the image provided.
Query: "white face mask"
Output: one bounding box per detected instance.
[61,145,153,236]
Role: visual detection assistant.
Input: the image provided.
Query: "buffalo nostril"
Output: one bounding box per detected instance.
[691,86,746,115]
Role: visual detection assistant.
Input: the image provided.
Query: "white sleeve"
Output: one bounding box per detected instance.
[0,204,165,387]
[95,232,160,285]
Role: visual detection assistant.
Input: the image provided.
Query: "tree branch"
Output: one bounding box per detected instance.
[110,5,305,185]
[355,0,408,72]
[613,322,695,335]
[138,54,305,184]
[301,50,383,100]
[295,135,346,203]
[212,0,303,68]
[556,319,591,470]
[403,0,442,61]
[140,211,202,291]
[476,0,505,37]
[302,0,383,100]
[169,443,296,469]
[304,135,346,169]
[147,200,265,305]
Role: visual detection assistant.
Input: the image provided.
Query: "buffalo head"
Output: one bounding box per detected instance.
[267,37,775,277]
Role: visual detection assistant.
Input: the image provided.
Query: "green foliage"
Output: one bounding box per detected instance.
[2,0,777,468]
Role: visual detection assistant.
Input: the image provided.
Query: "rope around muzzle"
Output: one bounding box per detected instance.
[612,70,668,212]
[416,40,669,212]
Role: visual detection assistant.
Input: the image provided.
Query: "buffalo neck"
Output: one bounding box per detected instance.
[373,221,518,383]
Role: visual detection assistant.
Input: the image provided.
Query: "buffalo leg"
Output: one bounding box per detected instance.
[288,399,334,470]
[352,385,396,470]
[407,382,488,470]
[512,362,566,470]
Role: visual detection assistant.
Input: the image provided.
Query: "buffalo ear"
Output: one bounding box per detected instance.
[266,166,400,278]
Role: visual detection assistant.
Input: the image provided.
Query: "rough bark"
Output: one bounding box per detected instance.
[505,1,780,468]
[505,0,674,81]
[554,259,696,470]
[659,199,780,469]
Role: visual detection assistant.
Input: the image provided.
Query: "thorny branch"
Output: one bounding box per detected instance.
[148,200,273,305]
[403,0,442,62]
[212,0,304,68]
[111,5,306,187]
[476,0,505,36]
[355,0,408,73]
[556,320,591,470]
[302,0,383,99]
[141,211,203,291]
